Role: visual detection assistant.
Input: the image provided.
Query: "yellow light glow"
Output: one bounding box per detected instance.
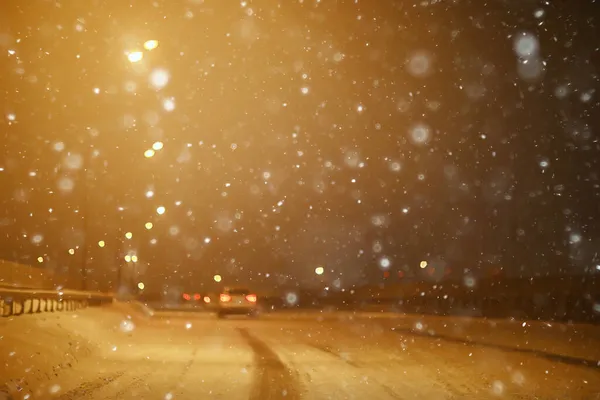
[144,40,159,51]
[131,255,138,263]
[145,222,153,230]
[68,248,75,255]
[156,206,166,215]
[420,260,428,269]
[213,274,222,283]
[125,232,133,239]
[37,256,44,263]
[137,282,145,290]
[315,266,324,275]
[124,254,132,262]
[98,240,105,248]
[152,141,164,151]
[144,149,155,158]
[127,51,143,63]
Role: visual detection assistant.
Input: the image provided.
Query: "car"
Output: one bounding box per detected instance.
[180,291,209,309]
[216,287,258,318]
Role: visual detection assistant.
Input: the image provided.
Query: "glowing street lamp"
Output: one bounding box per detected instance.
[315,266,324,275]
[144,40,159,51]
[213,274,222,283]
[127,51,143,63]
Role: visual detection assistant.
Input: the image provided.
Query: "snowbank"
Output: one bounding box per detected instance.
[258,308,600,364]
[0,313,94,397]
[372,313,600,365]
[0,302,148,399]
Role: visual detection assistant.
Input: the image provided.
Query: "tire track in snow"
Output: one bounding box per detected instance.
[54,371,125,400]
[304,341,404,399]
[304,342,362,368]
[237,327,302,400]
[166,346,199,396]
[111,371,154,398]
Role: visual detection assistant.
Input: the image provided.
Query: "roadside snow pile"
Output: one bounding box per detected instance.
[0,302,148,399]
[129,301,155,317]
[0,312,95,397]
[385,314,600,364]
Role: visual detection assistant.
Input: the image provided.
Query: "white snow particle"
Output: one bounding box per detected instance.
[409,123,431,145]
[514,33,540,58]
[120,320,135,333]
[149,68,170,90]
[163,97,176,112]
[407,50,433,77]
[379,257,391,269]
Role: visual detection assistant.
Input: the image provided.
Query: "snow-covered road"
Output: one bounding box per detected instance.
[2,303,599,399]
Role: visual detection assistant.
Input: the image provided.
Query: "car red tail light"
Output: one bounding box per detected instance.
[246,294,257,303]
[219,294,231,302]
[193,293,201,301]
[182,293,191,301]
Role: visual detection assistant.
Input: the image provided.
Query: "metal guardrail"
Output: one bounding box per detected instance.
[0,284,113,317]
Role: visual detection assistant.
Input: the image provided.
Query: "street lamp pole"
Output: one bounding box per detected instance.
[80,148,91,291]
[116,222,126,297]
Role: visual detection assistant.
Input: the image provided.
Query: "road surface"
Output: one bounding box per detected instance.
[1,303,599,399]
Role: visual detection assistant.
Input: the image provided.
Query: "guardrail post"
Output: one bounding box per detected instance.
[2,286,113,318]
[12,300,23,315]
[24,299,32,313]
[0,299,8,317]
[31,298,40,313]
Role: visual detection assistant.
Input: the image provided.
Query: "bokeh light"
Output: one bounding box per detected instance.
[149,68,170,90]
[127,51,143,63]
[143,40,159,50]
[152,141,164,151]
